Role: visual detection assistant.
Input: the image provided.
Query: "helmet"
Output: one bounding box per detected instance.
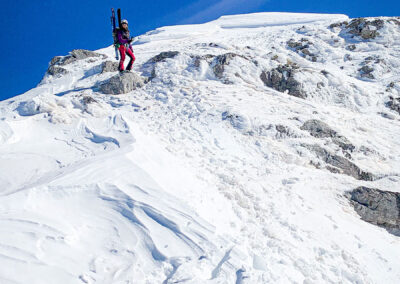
[121,19,128,25]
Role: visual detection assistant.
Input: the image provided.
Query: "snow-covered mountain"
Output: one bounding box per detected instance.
[1,12,400,284]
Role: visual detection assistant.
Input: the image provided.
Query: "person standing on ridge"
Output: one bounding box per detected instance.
[117,19,135,71]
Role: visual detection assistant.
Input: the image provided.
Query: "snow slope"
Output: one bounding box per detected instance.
[1,12,400,283]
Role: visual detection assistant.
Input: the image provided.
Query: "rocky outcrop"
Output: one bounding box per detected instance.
[358,65,374,79]
[260,64,306,99]
[149,51,180,63]
[193,54,215,67]
[389,18,400,26]
[386,96,400,114]
[71,49,105,60]
[212,53,238,79]
[50,49,105,67]
[46,49,106,77]
[82,96,97,105]
[141,51,180,79]
[101,61,119,73]
[99,72,147,95]
[287,38,317,62]
[192,53,247,83]
[304,144,373,181]
[347,18,384,39]
[301,120,355,152]
[271,124,303,139]
[301,119,337,138]
[357,56,386,80]
[350,186,400,235]
[47,65,68,77]
[331,18,385,40]
[329,22,348,29]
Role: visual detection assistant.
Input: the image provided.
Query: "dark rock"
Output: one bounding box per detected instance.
[301,48,312,56]
[388,19,400,26]
[332,18,388,40]
[326,165,341,174]
[195,42,224,49]
[50,56,64,66]
[287,39,317,61]
[260,64,306,99]
[192,54,215,67]
[209,43,220,48]
[321,70,329,76]
[149,51,179,63]
[49,55,74,66]
[347,44,356,51]
[329,22,348,29]
[378,112,395,120]
[350,186,400,235]
[287,39,304,49]
[359,65,374,79]
[256,124,301,139]
[99,72,146,95]
[360,29,380,40]
[344,54,352,61]
[301,119,355,152]
[49,49,104,67]
[275,124,289,134]
[274,124,300,139]
[386,96,400,114]
[271,55,279,61]
[301,119,337,138]
[364,56,384,65]
[70,49,103,60]
[192,53,248,82]
[82,96,97,105]
[140,51,180,79]
[304,144,373,180]
[212,53,238,79]
[47,65,68,77]
[333,138,356,152]
[46,49,105,77]
[101,61,119,73]
[364,56,374,62]
[346,18,384,40]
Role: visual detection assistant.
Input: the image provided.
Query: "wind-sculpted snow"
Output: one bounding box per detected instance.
[1,12,400,283]
[0,121,12,144]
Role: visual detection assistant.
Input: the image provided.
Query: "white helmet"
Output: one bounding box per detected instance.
[121,19,128,25]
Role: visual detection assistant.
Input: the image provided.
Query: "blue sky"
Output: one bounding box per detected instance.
[0,0,398,101]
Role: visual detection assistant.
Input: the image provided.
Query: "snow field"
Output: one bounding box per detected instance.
[1,12,400,283]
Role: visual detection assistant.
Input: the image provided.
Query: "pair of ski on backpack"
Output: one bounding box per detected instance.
[111,8,122,60]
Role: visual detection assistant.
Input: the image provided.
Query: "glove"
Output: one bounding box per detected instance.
[128,37,134,43]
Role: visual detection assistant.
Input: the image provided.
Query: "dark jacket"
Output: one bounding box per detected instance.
[117,28,130,45]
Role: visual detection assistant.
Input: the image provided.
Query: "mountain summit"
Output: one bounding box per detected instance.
[0,12,400,283]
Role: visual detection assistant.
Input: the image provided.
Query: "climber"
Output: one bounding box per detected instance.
[117,19,135,71]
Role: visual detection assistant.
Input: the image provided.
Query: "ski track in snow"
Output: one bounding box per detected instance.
[1,12,400,283]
